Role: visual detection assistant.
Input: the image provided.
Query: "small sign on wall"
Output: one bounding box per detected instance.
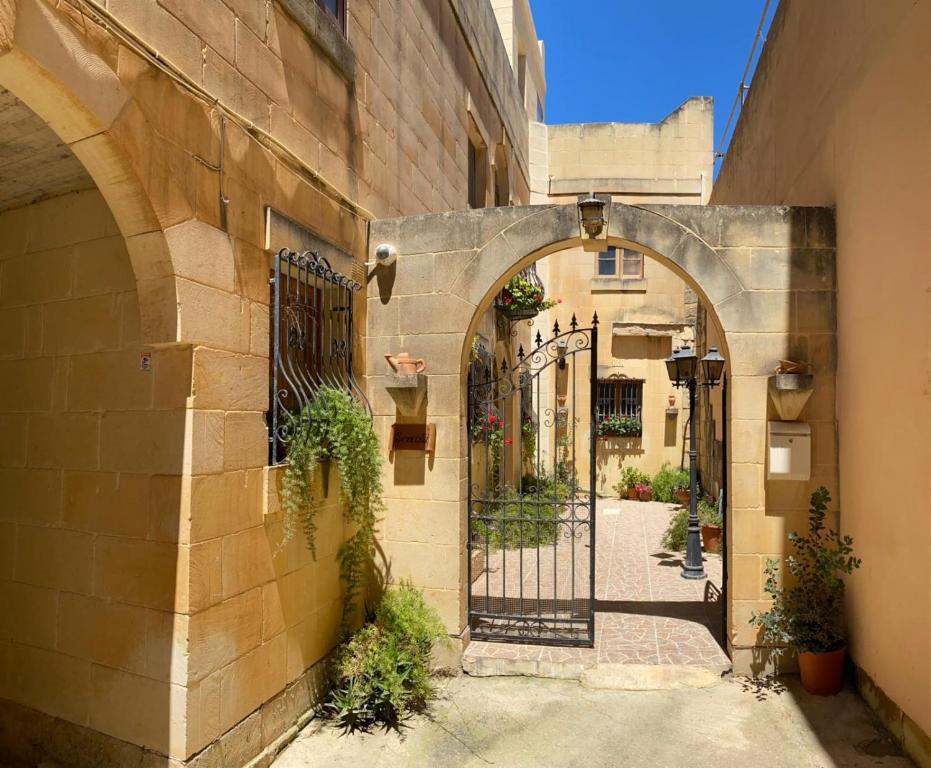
[390,423,436,454]
[139,351,152,372]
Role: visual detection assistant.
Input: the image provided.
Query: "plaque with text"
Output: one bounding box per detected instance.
[390,423,436,453]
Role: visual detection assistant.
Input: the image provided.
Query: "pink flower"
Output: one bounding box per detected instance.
[504,438,513,445]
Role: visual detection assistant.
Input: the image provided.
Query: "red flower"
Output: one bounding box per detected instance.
[505,438,513,445]
[488,415,496,424]
[502,293,513,305]
[533,293,543,302]
[556,298,563,304]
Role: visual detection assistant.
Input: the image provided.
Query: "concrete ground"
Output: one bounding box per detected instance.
[271,673,912,768]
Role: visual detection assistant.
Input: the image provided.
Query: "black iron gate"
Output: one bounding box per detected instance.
[468,315,598,646]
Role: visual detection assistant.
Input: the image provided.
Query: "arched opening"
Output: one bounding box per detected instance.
[0,81,186,763]
[461,236,730,668]
[368,201,834,678]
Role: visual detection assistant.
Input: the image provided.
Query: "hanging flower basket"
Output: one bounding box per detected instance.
[496,274,559,319]
[504,306,540,321]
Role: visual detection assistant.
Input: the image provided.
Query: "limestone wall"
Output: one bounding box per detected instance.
[711,0,931,746]
[547,97,713,204]
[367,203,837,676]
[0,190,190,756]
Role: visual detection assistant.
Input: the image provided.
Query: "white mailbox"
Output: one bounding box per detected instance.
[767,421,811,481]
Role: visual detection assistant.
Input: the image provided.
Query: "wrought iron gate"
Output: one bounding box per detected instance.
[468,315,598,646]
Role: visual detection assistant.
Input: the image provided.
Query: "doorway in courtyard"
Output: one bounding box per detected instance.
[465,246,730,669]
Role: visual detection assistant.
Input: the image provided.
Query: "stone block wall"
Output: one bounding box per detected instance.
[0,190,191,757]
[367,203,837,673]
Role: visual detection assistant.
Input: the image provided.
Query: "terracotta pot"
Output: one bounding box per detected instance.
[675,488,690,506]
[385,352,426,375]
[638,489,653,502]
[627,487,639,500]
[701,524,722,554]
[798,646,846,696]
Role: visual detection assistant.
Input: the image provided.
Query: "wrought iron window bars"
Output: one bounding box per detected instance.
[268,247,369,464]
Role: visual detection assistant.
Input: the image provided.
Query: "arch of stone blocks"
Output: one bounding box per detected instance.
[0,0,194,345]
[367,202,837,667]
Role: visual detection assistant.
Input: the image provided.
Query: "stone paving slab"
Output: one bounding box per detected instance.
[465,500,729,673]
[271,674,913,768]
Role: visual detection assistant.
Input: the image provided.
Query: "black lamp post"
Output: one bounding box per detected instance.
[665,345,726,579]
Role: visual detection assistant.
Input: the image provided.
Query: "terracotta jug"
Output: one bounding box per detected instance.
[385,352,426,374]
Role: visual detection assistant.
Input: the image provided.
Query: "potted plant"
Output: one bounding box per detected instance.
[616,466,648,500]
[750,487,861,696]
[674,483,691,506]
[636,483,653,502]
[597,414,642,439]
[698,496,723,554]
[498,274,558,320]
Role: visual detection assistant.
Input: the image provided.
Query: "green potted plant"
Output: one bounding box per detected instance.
[616,466,648,500]
[498,274,558,319]
[750,487,861,695]
[597,414,642,439]
[635,482,653,502]
[698,496,723,553]
[674,482,691,507]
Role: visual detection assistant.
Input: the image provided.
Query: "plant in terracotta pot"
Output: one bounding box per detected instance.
[635,483,653,502]
[615,466,649,500]
[698,496,723,554]
[750,487,861,696]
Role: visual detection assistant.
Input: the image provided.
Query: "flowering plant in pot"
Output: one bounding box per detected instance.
[750,487,861,695]
[596,414,642,439]
[635,483,653,502]
[499,274,558,318]
[615,466,649,500]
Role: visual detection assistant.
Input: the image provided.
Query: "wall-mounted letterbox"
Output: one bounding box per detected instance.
[767,421,811,481]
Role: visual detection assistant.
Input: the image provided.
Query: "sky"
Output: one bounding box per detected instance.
[529,0,778,159]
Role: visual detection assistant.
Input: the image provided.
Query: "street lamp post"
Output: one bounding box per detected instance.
[665,345,726,580]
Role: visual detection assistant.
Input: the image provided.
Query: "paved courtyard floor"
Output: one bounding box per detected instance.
[272,674,912,768]
[466,499,730,674]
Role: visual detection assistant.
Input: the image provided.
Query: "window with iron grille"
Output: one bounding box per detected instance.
[268,248,367,464]
[596,379,643,420]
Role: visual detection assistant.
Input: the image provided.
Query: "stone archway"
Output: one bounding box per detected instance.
[367,202,837,672]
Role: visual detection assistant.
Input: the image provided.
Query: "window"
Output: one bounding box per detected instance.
[517,54,527,99]
[596,379,643,421]
[468,138,486,209]
[597,247,617,276]
[621,248,644,278]
[314,0,346,34]
[268,248,365,464]
[595,247,644,278]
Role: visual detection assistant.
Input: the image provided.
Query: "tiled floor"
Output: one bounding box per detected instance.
[465,499,730,669]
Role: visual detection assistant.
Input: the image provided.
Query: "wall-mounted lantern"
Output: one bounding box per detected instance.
[578,196,606,238]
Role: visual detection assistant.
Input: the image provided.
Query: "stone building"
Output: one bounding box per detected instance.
[711,1,931,764]
[0,0,904,767]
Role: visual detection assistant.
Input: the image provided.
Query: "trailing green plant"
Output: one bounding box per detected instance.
[660,496,722,551]
[280,387,383,624]
[651,463,690,503]
[326,581,447,732]
[596,414,642,438]
[750,487,860,655]
[614,466,650,497]
[499,274,558,313]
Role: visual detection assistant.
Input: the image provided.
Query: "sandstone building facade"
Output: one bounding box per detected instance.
[0,1,906,767]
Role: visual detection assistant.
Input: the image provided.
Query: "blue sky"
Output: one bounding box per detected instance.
[530,0,777,157]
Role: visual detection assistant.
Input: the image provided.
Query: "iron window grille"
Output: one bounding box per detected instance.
[268,247,368,464]
[596,379,644,426]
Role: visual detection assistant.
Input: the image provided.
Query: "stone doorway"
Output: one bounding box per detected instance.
[463,498,729,677]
